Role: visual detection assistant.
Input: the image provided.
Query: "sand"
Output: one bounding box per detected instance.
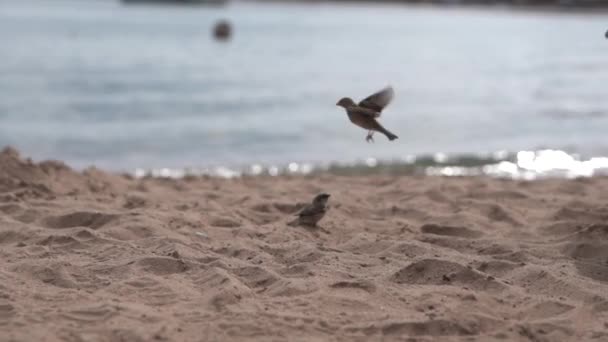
[0,146,607,341]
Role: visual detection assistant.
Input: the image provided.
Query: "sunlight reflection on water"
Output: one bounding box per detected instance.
[134,149,608,180]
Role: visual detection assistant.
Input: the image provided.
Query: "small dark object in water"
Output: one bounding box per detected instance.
[605,30,608,39]
[122,0,226,5]
[213,20,232,41]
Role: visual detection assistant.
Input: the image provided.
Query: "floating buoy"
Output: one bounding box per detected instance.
[213,20,232,41]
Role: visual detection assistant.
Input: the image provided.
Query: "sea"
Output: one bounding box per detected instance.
[1,0,608,178]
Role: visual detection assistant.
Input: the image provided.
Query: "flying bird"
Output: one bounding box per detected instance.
[288,193,330,228]
[336,86,398,143]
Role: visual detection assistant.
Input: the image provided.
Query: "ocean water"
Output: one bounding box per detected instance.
[1,0,608,177]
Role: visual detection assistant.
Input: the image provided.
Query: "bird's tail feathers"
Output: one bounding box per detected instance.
[379,126,398,141]
[385,131,398,141]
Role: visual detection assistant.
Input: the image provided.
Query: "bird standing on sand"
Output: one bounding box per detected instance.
[288,193,330,228]
[336,86,398,143]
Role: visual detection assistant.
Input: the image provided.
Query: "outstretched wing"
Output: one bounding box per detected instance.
[358,86,394,115]
[349,106,380,119]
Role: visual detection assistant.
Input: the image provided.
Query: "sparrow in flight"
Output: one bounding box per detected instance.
[336,86,398,143]
[288,193,330,228]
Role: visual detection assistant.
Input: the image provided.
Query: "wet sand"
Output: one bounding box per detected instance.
[1,147,607,341]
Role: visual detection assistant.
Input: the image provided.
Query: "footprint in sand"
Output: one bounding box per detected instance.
[0,203,41,224]
[136,257,189,275]
[43,211,116,229]
[209,216,242,228]
[0,302,15,321]
[123,195,148,209]
[12,263,77,288]
[70,329,146,342]
[420,224,483,239]
[391,259,504,291]
[0,230,30,245]
[379,319,489,337]
[60,303,117,323]
[0,203,23,215]
[37,235,83,248]
[329,280,376,293]
[279,263,315,278]
[563,224,608,282]
[191,268,252,310]
[232,266,279,290]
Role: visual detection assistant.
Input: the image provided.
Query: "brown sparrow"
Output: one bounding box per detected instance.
[288,193,330,227]
[336,86,398,143]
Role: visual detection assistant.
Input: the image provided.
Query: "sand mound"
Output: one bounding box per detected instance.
[1,148,607,341]
[0,146,124,197]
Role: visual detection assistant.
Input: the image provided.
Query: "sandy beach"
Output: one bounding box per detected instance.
[1,146,607,341]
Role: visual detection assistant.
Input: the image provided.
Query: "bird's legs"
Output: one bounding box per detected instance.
[366,131,375,143]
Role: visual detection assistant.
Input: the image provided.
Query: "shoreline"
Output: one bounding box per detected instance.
[5,146,608,180]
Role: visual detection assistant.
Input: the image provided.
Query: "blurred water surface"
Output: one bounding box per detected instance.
[1,0,607,172]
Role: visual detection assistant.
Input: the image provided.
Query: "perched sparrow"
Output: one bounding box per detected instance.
[336,86,398,143]
[288,193,330,227]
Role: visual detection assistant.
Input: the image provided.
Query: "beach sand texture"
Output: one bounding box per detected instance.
[1,147,607,341]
